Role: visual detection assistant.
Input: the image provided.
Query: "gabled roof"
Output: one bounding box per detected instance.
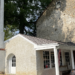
[5,34,58,46]
[21,34,57,45]
[5,34,59,50]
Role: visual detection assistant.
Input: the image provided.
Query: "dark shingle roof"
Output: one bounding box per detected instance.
[58,41,75,46]
[20,34,75,46]
[21,34,57,45]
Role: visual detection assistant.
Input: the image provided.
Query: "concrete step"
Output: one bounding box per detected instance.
[0,74,4,75]
[5,74,16,75]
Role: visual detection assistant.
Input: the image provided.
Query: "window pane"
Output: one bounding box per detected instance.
[12,56,16,67]
[65,52,70,65]
[51,52,55,67]
[43,51,50,69]
[12,63,16,67]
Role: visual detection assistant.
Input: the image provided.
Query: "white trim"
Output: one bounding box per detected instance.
[38,43,59,47]
[35,46,55,50]
[54,47,59,75]
[49,51,52,68]
[71,50,74,69]
[35,44,59,50]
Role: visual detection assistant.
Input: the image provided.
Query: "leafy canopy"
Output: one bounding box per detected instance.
[4,0,52,40]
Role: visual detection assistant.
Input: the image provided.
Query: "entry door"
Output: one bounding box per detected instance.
[10,56,16,74]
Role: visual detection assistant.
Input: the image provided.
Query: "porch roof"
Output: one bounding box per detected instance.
[58,42,75,46]
[21,34,57,45]
[58,42,75,50]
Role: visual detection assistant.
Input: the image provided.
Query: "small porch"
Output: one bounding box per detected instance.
[36,43,75,75]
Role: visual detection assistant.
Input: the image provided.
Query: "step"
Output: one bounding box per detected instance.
[5,74,16,75]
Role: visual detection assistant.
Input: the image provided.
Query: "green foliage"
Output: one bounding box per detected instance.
[4,0,52,40]
[4,25,18,40]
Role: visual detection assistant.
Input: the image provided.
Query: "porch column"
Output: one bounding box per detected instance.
[71,50,74,69]
[54,47,59,75]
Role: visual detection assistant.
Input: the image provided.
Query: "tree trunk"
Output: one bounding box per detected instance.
[19,24,24,34]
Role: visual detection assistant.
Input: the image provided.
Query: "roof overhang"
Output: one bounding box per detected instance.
[5,34,59,50]
[35,43,59,50]
[59,44,75,50]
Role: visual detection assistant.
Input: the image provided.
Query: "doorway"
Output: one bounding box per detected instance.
[8,54,16,74]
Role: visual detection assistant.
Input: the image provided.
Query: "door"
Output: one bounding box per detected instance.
[9,55,16,74]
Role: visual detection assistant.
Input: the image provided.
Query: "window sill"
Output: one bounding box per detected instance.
[59,65,67,68]
[44,68,55,70]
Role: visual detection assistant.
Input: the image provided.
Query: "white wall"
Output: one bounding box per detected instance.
[0,0,5,73]
[5,36,37,75]
[36,50,56,75]
[0,0,4,48]
[0,50,5,72]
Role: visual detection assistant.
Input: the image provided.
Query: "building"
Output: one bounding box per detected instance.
[5,34,59,75]
[36,0,75,43]
[0,0,5,73]
[36,0,75,75]
[0,0,75,75]
[5,34,75,75]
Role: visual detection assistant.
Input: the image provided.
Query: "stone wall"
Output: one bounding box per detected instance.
[36,0,75,43]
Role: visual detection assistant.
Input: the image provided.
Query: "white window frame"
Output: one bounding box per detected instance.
[51,51,55,68]
[43,51,50,69]
[43,50,56,70]
[64,51,70,66]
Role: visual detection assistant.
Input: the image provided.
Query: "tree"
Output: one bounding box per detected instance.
[4,25,18,40]
[4,0,52,39]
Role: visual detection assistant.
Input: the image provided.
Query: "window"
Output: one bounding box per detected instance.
[12,56,16,67]
[65,52,70,65]
[51,50,62,67]
[51,52,55,67]
[60,53,62,66]
[43,50,63,69]
[43,51,50,69]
